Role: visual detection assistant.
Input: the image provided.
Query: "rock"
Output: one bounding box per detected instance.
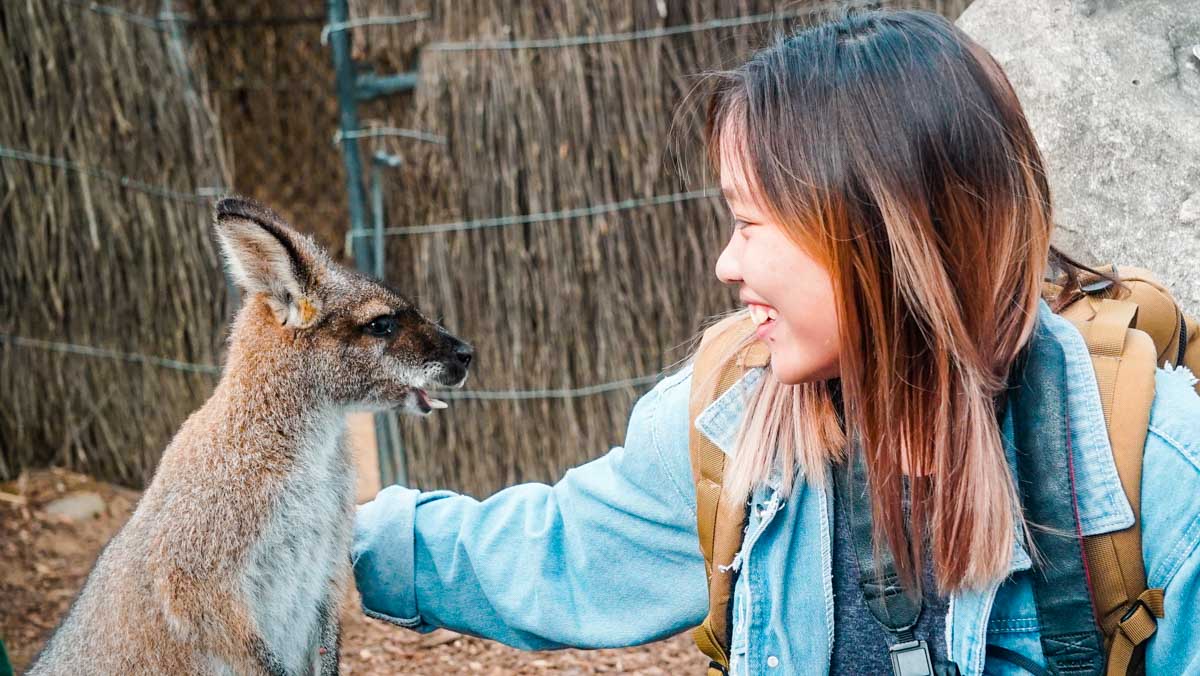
[42,491,105,521]
[1182,192,1200,222]
[958,0,1200,311]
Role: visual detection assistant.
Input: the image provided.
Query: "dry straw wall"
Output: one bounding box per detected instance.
[0,1,229,485]
[347,0,973,496]
[186,0,351,254]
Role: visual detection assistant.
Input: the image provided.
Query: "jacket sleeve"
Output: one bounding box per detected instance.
[350,367,709,650]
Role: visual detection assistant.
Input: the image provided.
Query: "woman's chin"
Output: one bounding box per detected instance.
[770,351,840,385]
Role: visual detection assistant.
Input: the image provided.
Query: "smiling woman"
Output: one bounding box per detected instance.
[350,7,1200,676]
[701,8,1052,588]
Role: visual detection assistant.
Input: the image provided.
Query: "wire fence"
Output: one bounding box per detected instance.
[187,0,351,257]
[422,3,875,52]
[64,0,177,30]
[0,145,222,203]
[320,11,428,44]
[360,188,721,237]
[0,335,222,376]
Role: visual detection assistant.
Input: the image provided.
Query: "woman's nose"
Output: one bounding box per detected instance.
[714,235,742,285]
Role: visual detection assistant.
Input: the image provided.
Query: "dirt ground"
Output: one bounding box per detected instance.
[0,469,706,675]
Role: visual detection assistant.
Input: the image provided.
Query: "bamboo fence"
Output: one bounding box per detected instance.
[0,0,229,485]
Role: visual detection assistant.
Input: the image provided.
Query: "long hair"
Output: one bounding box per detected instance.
[704,8,1053,592]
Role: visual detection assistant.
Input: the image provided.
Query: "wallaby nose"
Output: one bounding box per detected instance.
[455,342,474,369]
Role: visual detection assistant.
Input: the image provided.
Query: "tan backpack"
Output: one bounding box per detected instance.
[688,266,1199,676]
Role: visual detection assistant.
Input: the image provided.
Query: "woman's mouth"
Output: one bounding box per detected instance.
[747,303,778,338]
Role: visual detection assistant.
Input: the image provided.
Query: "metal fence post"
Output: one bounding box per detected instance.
[327,0,403,486]
[327,0,373,273]
[370,151,407,487]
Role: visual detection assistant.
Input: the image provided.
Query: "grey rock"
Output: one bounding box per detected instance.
[43,491,105,521]
[1182,191,1200,222]
[958,0,1200,311]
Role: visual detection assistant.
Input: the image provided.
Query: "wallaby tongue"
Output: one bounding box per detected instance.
[414,388,448,412]
[414,388,433,413]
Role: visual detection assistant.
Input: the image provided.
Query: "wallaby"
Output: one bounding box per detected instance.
[29,197,473,675]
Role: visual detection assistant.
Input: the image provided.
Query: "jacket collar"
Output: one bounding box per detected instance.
[1030,301,1134,536]
[693,300,1134,572]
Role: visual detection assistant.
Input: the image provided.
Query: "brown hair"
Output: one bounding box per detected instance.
[705,8,1054,592]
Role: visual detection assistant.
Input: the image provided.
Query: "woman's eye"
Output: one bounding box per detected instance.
[363,316,398,337]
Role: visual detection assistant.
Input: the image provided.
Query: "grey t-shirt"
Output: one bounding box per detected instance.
[829,477,949,674]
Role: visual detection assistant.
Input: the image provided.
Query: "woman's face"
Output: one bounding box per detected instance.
[714,136,841,384]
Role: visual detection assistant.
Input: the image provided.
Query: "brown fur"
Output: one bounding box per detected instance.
[30,198,471,675]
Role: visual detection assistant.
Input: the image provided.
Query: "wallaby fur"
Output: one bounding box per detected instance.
[29,197,473,675]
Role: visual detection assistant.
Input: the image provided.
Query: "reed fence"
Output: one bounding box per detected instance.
[0,0,229,485]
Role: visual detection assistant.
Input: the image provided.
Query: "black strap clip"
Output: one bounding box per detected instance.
[1079,264,1120,295]
[889,639,934,676]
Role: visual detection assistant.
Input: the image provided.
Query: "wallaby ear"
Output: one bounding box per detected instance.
[214,197,324,328]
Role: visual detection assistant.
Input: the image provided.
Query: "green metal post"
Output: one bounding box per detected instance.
[328,0,403,485]
[370,158,386,280]
[356,70,419,101]
[327,0,373,273]
[368,154,406,486]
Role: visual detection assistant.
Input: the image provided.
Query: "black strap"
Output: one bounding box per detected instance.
[836,449,923,635]
[1007,321,1105,675]
[836,450,944,676]
[987,645,1052,676]
[834,448,972,676]
[1177,313,1188,368]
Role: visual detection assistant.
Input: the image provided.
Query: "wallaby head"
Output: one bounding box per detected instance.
[215,196,472,415]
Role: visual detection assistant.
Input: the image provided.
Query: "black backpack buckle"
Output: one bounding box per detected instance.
[889,639,934,676]
[1080,264,1120,295]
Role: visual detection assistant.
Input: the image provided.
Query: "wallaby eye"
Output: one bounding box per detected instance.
[363,315,398,338]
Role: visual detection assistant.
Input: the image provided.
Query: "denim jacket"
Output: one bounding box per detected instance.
[352,302,1200,674]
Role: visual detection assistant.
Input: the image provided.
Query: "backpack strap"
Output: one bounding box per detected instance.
[1010,320,1107,675]
[1068,299,1166,675]
[687,316,768,676]
[835,448,945,675]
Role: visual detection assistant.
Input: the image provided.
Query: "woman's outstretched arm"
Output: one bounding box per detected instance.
[351,367,709,650]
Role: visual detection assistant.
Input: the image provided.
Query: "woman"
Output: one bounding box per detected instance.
[352,9,1200,675]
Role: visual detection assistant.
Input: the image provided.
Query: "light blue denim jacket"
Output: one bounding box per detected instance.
[353,302,1200,675]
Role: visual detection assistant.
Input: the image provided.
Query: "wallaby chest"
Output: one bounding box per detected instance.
[242,423,354,674]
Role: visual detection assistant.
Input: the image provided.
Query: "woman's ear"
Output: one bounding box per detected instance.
[213,197,324,328]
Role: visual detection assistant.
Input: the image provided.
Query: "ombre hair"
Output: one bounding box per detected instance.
[703,8,1054,592]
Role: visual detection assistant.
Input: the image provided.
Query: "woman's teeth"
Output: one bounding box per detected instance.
[748,304,778,326]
